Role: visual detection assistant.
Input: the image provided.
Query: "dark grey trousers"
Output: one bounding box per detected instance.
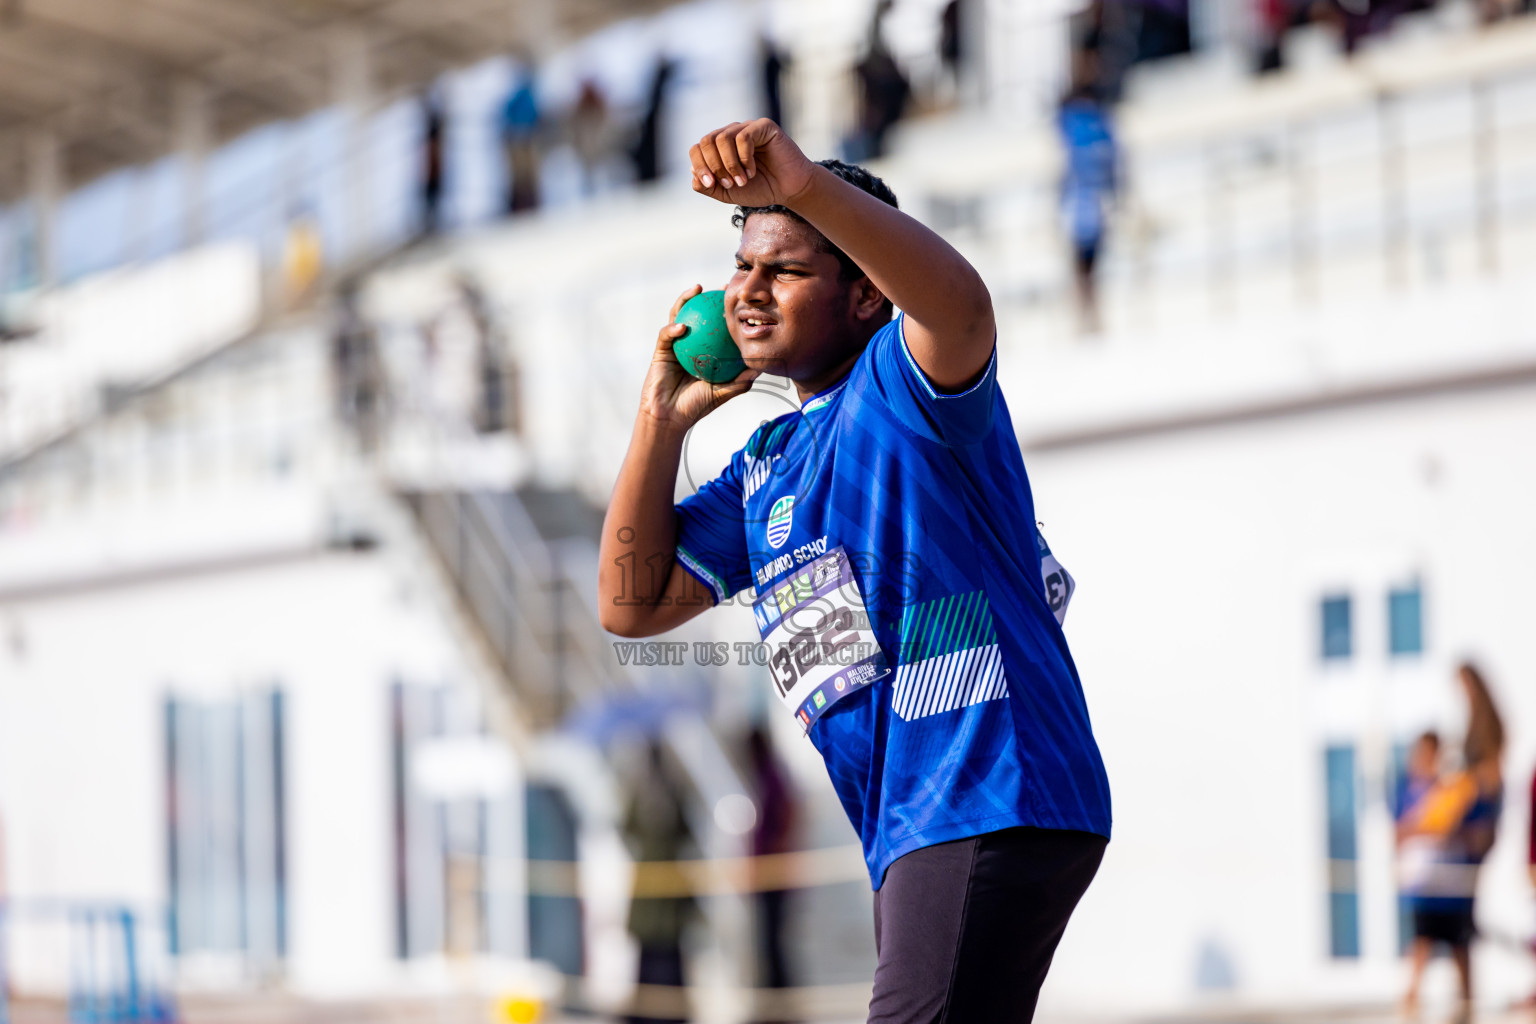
[868,826,1106,1024]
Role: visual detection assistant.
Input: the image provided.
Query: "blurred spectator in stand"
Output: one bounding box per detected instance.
[420,91,447,235]
[281,205,323,308]
[332,281,383,453]
[632,58,677,184]
[1399,662,1506,1017]
[936,0,971,107]
[1295,0,1534,55]
[1057,50,1119,336]
[452,274,519,436]
[622,741,697,1024]
[571,79,613,196]
[1136,0,1191,60]
[1311,0,1427,55]
[845,0,910,161]
[1134,0,1193,62]
[760,35,788,129]
[1070,0,1127,103]
[1255,0,1293,73]
[500,64,542,214]
[420,279,491,437]
[1477,0,1536,21]
[1071,0,1191,101]
[746,726,798,1006]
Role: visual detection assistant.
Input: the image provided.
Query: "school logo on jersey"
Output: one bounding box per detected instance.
[766,495,795,548]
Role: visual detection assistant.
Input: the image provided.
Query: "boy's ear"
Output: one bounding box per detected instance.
[852,275,886,322]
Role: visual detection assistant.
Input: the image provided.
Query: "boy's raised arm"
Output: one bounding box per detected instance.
[689,119,996,393]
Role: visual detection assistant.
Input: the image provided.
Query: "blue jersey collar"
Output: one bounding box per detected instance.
[801,375,851,415]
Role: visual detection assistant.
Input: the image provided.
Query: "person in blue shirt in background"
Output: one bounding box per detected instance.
[500,64,541,214]
[1395,730,1443,1009]
[1058,50,1120,336]
[598,118,1111,1024]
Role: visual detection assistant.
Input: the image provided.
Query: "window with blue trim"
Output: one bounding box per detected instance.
[1321,595,1352,661]
[1388,584,1423,656]
[165,688,287,960]
[1325,745,1360,958]
[1388,741,1414,954]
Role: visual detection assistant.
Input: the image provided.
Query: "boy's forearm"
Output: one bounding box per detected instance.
[598,415,688,627]
[788,165,991,334]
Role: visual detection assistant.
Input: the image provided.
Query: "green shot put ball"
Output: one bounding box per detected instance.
[673,289,746,383]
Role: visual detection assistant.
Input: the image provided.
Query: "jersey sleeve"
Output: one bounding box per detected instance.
[867,313,998,446]
[674,448,753,605]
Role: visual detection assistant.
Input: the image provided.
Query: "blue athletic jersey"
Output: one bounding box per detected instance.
[674,314,1112,887]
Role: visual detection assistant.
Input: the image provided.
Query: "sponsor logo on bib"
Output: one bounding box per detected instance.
[766,495,795,549]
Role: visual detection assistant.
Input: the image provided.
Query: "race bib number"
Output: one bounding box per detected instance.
[1037,529,1076,625]
[752,546,892,733]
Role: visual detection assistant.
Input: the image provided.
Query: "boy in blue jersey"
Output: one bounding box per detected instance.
[598,119,1111,1023]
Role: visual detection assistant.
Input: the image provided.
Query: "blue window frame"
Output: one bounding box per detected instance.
[1321,595,1352,661]
[1388,741,1415,954]
[1325,745,1360,958]
[1388,584,1423,656]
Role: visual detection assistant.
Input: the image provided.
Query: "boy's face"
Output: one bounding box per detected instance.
[725,212,883,384]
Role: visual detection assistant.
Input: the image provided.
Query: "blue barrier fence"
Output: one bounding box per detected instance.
[0,902,177,1024]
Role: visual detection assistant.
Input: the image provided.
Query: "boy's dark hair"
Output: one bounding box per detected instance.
[731,158,899,284]
[1415,730,1440,751]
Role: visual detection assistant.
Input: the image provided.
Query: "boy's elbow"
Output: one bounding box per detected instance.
[951,268,993,336]
[969,276,995,325]
[599,605,654,638]
[960,289,995,347]
[598,603,636,637]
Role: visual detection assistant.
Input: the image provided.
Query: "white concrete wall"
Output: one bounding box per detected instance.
[0,543,495,995]
[1032,380,1536,1013]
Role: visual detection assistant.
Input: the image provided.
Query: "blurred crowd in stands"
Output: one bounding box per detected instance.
[1056,0,1536,332]
[364,0,1536,338]
[395,0,1536,339]
[415,52,676,231]
[1254,0,1536,72]
[410,0,975,233]
[415,42,778,233]
[1067,0,1536,104]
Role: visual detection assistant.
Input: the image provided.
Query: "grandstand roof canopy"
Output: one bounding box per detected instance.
[0,0,674,202]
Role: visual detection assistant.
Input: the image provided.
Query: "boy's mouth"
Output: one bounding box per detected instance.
[737,311,778,341]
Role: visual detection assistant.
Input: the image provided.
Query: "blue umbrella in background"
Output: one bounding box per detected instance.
[562,687,711,747]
